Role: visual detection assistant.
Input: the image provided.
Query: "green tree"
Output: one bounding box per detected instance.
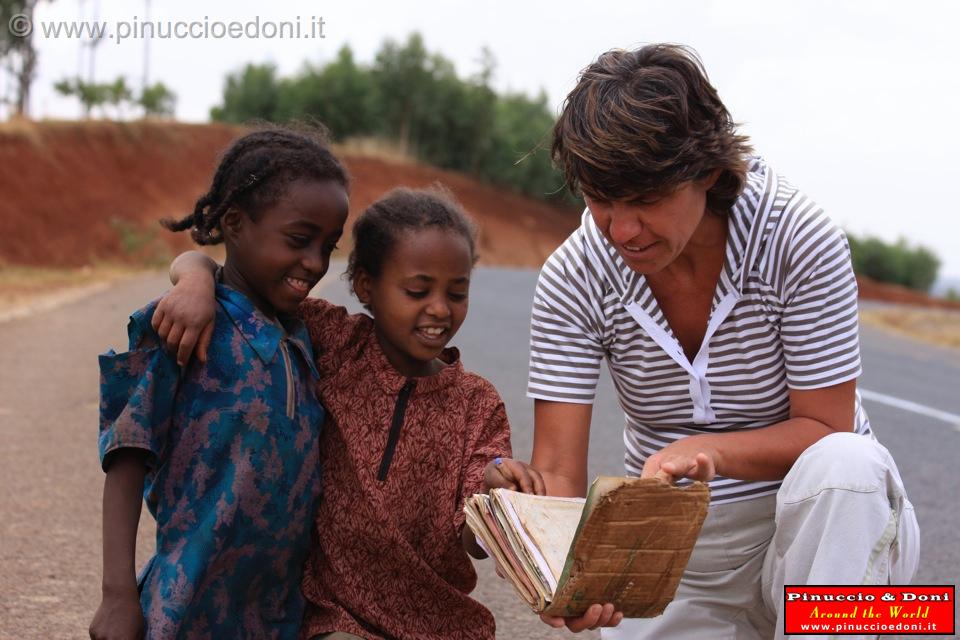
[409,54,484,170]
[423,51,497,172]
[205,33,577,209]
[847,232,941,292]
[372,33,433,154]
[850,235,902,284]
[54,75,141,118]
[138,82,177,118]
[899,242,940,292]
[210,63,281,123]
[276,46,380,139]
[105,77,133,118]
[0,0,39,117]
[54,76,109,117]
[479,91,567,201]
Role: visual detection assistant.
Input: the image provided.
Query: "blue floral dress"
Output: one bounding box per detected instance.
[99,284,324,639]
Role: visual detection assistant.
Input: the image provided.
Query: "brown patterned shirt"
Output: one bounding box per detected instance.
[298,299,511,640]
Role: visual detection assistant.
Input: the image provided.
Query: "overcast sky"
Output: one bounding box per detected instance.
[24,0,960,278]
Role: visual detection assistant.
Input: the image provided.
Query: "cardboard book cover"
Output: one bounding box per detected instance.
[542,477,710,618]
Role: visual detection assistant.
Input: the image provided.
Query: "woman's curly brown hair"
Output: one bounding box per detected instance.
[552,44,753,213]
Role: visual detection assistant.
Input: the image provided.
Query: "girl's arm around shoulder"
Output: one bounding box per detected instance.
[154,250,219,367]
[156,251,366,371]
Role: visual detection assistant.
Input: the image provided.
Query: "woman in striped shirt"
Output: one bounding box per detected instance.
[530,44,918,638]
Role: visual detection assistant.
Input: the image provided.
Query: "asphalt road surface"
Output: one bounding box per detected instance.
[1,266,956,639]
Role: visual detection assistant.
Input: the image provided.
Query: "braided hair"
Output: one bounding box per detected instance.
[162,125,349,245]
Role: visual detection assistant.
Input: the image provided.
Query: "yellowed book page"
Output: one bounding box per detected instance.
[497,490,585,586]
[480,500,544,608]
[464,496,538,608]
[486,492,556,603]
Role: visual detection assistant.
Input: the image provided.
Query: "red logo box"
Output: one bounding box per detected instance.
[783,585,955,635]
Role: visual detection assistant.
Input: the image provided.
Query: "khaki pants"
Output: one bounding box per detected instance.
[604,432,919,640]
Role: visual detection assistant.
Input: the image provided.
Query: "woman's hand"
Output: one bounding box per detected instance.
[540,603,624,632]
[640,435,719,483]
[483,458,546,495]
[89,588,144,640]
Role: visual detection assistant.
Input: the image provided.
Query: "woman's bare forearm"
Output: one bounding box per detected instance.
[643,380,858,482]
[715,380,858,479]
[689,418,835,481]
[530,400,593,497]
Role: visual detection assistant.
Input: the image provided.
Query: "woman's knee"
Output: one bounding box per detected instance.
[779,432,900,503]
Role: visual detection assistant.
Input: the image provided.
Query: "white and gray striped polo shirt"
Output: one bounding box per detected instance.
[528,157,871,504]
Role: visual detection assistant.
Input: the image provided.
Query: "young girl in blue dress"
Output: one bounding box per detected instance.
[89,127,350,640]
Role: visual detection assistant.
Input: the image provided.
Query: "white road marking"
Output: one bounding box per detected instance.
[860,388,960,432]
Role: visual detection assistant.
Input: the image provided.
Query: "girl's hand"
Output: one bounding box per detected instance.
[640,436,719,483]
[89,589,144,640]
[483,458,546,495]
[540,603,624,632]
[152,272,216,367]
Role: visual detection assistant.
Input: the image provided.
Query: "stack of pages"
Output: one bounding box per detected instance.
[465,476,709,618]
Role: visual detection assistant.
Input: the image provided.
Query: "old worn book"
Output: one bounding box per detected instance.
[465,476,710,618]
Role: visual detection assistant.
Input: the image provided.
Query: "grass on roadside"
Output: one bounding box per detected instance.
[0,263,146,313]
[0,247,226,316]
[860,307,960,351]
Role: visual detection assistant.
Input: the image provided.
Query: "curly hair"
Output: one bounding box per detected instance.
[161,124,349,244]
[346,186,478,287]
[552,44,753,213]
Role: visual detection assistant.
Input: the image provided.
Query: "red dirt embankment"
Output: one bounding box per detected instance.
[0,120,578,270]
[0,120,955,310]
[856,276,960,310]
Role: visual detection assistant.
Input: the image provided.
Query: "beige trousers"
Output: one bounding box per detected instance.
[604,432,920,640]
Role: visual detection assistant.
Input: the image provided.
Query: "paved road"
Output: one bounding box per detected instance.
[1,267,957,639]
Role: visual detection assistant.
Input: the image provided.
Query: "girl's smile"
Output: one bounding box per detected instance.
[284,276,316,295]
[415,324,449,346]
